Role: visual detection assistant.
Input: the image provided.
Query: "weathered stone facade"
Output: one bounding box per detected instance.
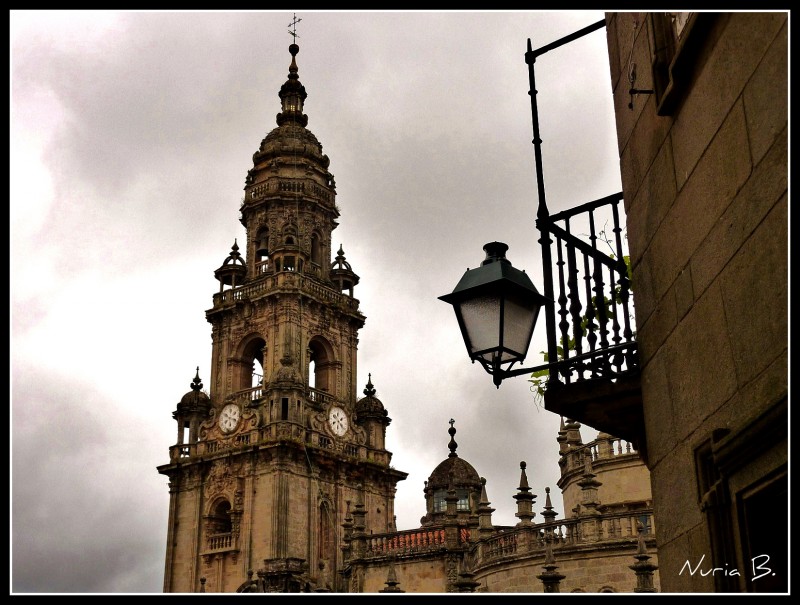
[157,43,407,593]
[605,12,788,592]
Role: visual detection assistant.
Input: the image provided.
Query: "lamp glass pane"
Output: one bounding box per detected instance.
[502,296,539,360]
[458,295,501,358]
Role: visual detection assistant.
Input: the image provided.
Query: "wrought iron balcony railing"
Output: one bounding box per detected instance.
[537,192,638,386]
[526,21,644,451]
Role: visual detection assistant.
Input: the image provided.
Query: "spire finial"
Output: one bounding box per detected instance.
[541,486,558,525]
[288,13,302,44]
[518,461,530,491]
[448,419,458,458]
[363,373,376,397]
[190,367,203,391]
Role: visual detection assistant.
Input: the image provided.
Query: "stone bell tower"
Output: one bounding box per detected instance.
[157,40,407,593]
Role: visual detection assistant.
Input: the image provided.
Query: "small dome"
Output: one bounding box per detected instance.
[355,374,390,422]
[420,421,482,526]
[426,420,481,491]
[428,457,482,491]
[330,245,359,294]
[177,367,211,414]
[214,239,247,286]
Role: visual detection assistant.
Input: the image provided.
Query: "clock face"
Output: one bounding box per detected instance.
[219,403,240,433]
[328,406,349,437]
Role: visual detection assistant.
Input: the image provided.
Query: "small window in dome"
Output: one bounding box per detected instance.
[456,489,470,511]
[432,488,470,512]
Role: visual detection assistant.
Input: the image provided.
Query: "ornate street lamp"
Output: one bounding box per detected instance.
[440,19,620,392]
[439,242,548,387]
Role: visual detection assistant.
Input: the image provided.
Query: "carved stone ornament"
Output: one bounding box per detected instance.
[309,410,326,432]
[274,360,299,383]
[206,462,236,497]
[446,553,460,592]
[351,424,368,446]
[198,407,218,439]
[241,406,260,431]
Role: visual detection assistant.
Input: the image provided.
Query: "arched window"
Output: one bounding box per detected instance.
[281,223,299,249]
[252,356,264,389]
[310,233,322,266]
[318,502,334,560]
[255,227,269,264]
[236,337,267,393]
[210,500,232,534]
[308,338,334,393]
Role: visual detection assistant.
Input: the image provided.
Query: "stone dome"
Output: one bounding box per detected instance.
[427,456,481,491]
[355,374,390,423]
[256,123,330,169]
[177,368,211,415]
[426,421,481,491]
[252,43,331,172]
[420,421,482,526]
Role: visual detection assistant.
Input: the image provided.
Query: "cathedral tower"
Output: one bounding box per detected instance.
[158,40,407,593]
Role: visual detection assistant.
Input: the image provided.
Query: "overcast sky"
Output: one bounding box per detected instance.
[11,10,623,593]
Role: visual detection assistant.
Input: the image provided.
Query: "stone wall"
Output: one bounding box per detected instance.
[605,11,788,592]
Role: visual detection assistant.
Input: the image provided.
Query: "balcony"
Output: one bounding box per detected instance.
[210,270,360,313]
[536,192,644,453]
[169,386,393,467]
[203,531,238,555]
[521,22,644,458]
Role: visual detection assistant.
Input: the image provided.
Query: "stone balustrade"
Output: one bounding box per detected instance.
[478,510,655,564]
[171,407,389,466]
[561,435,639,472]
[205,532,236,553]
[364,528,448,556]
[212,269,360,312]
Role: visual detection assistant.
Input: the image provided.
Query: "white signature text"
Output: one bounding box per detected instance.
[679,554,774,581]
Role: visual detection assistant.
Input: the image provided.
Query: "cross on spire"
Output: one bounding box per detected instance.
[288,13,302,43]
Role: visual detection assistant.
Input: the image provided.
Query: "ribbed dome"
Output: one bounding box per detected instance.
[355,374,390,422]
[244,41,335,209]
[177,368,211,414]
[426,420,481,491]
[251,42,331,172]
[256,124,330,169]
[427,456,481,491]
